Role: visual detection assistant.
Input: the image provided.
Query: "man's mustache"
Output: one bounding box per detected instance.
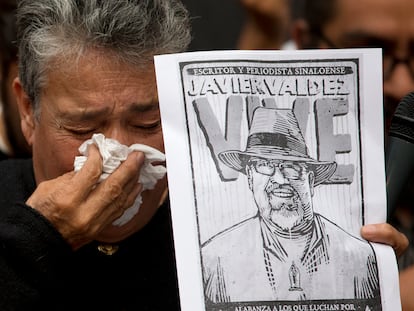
[265,181,296,195]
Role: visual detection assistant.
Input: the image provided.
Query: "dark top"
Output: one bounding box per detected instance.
[0,159,180,311]
[0,149,9,161]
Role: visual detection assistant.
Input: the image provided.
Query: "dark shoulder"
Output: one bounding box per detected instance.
[0,158,34,181]
[0,157,33,170]
[0,158,36,203]
[0,149,9,161]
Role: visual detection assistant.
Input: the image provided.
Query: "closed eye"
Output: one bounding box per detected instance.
[134,121,161,129]
[63,126,97,137]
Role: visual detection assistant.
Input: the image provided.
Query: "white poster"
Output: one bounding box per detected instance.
[155,49,400,311]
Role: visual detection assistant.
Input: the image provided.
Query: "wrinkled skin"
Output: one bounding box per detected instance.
[13,51,167,249]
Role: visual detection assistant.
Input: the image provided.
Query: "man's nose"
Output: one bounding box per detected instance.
[383,62,414,104]
[271,167,288,184]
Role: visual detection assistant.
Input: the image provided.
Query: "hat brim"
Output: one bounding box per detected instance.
[219,149,337,186]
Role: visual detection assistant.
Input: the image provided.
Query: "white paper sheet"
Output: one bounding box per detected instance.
[155,49,400,311]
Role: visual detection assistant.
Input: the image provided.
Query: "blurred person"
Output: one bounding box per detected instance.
[237,0,414,132]
[0,0,31,159]
[181,0,244,51]
[292,0,414,135]
[0,0,407,310]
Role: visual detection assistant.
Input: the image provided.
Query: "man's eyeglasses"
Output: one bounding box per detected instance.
[315,31,414,80]
[249,159,306,180]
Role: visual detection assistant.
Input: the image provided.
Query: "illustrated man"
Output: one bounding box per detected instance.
[202,107,380,303]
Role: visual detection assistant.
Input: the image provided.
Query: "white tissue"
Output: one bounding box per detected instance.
[73,133,167,226]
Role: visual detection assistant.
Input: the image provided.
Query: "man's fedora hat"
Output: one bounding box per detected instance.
[218,107,337,186]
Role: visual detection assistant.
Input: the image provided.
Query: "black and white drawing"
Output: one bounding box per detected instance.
[155,49,399,311]
[202,107,379,303]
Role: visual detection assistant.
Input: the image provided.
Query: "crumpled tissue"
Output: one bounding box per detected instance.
[73,133,166,226]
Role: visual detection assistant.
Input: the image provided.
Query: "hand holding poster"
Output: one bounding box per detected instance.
[154,49,401,311]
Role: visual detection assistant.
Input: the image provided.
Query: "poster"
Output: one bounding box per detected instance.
[154,49,400,311]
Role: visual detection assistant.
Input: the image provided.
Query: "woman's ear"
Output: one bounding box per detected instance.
[12,77,35,146]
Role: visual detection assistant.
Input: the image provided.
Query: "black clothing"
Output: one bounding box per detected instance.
[0,149,9,161]
[0,159,180,311]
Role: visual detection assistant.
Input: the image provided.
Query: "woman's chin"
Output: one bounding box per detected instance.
[96,179,168,244]
[96,203,159,243]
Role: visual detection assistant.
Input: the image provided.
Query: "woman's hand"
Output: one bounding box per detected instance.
[361,223,409,257]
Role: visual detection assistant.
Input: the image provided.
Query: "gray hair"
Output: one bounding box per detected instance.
[16,0,192,113]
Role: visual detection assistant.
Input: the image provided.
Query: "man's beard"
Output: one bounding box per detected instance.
[268,199,305,232]
[263,184,305,232]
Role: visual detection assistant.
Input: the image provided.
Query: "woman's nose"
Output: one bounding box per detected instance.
[102,127,131,146]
